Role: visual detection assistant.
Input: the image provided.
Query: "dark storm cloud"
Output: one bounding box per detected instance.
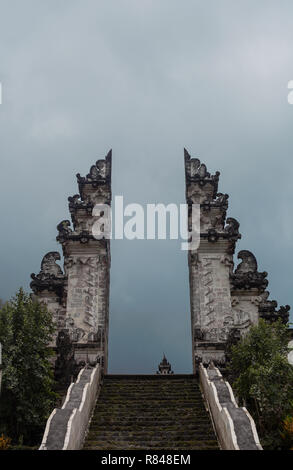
[0,0,293,372]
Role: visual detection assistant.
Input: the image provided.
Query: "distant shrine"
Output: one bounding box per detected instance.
[156,355,174,375]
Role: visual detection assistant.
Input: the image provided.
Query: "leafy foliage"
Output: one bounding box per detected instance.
[0,289,56,445]
[229,319,293,449]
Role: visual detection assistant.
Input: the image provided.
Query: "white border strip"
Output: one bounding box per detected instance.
[89,367,97,385]
[62,408,77,450]
[210,381,223,413]
[39,409,57,450]
[199,363,262,450]
[61,382,75,409]
[76,367,85,384]
[79,383,90,413]
[225,381,239,408]
[223,407,239,450]
[242,407,263,450]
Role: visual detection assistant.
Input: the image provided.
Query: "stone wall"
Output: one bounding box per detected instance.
[199,363,262,450]
[39,364,101,450]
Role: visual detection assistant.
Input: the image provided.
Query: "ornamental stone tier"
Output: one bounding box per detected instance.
[30,150,112,374]
[184,148,290,370]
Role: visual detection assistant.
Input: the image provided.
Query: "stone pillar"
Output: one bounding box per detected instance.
[31,151,112,374]
[57,151,112,371]
[184,148,290,370]
[184,149,240,369]
[190,242,236,368]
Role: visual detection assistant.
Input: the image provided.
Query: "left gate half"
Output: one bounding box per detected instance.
[30,150,112,379]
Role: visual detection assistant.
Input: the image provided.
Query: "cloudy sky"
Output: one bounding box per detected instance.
[0,1,293,373]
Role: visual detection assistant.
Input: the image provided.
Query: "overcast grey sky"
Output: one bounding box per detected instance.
[0,1,293,373]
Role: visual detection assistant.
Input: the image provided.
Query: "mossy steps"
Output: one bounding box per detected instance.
[83,374,219,450]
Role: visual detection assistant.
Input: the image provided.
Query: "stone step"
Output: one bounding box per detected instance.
[91,410,209,418]
[99,398,203,403]
[83,440,219,450]
[91,416,210,427]
[87,422,214,430]
[91,423,211,433]
[83,375,219,451]
[90,415,210,421]
[101,389,201,393]
[84,435,218,442]
[98,399,203,404]
[103,375,195,380]
[90,403,205,416]
[90,419,211,426]
[101,391,201,394]
[93,407,207,412]
[92,409,207,416]
[90,416,210,423]
[101,384,200,389]
[103,388,200,391]
[101,384,199,388]
[102,379,199,384]
[87,428,214,442]
[92,409,209,415]
[100,392,203,396]
[101,385,200,388]
[96,404,205,408]
[100,394,202,399]
[101,387,201,392]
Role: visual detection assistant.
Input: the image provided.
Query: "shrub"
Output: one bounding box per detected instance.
[0,289,56,446]
[229,319,293,449]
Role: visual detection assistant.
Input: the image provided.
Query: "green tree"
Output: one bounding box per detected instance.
[0,288,56,446]
[229,319,293,449]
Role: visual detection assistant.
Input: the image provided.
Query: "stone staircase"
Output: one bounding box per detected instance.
[83,374,219,450]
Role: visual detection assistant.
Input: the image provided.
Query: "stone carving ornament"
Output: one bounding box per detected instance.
[40,252,63,276]
[231,250,268,291]
[30,251,66,296]
[235,250,257,273]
